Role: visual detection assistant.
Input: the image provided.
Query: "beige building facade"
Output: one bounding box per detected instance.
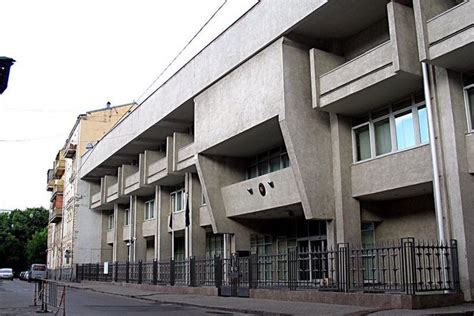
[48,0,474,302]
[46,103,135,270]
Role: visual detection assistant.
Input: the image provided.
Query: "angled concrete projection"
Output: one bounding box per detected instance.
[196,155,253,251]
[279,39,335,221]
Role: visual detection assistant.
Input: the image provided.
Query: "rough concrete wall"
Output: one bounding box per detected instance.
[435,68,474,299]
[100,210,113,262]
[343,18,390,61]
[133,197,147,261]
[194,40,284,153]
[196,155,253,251]
[74,179,102,264]
[280,39,334,220]
[158,186,172,260]
[330,113,361,245]
[190,173,206,258]
[113,203,128,262]
[362,195,437,242]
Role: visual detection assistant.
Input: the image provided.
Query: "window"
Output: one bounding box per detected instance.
[201,193,206,205]
[361,222,375,247]
[205,234,223,258]
[352,93,429,162]
[247,146,290,179]
[170,185,185,213]
[464,73,474,131]
[124,208,130,226]
[144,199,155,220]
[107,212,114,230]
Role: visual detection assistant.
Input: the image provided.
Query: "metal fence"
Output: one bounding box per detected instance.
[34,280,66,315]
[69,238,460,295]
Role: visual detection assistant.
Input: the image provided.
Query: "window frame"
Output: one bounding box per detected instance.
[352,94,428,163]
[108,212,114,230]
[246,146,289,180]
[170,185,185,213]
[124,208,131,226]
[464,84,474,133]
[144,199,155,221]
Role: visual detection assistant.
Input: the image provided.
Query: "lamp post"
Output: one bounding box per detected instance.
[0,57,15,94]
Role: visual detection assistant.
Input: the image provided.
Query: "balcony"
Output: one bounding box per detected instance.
[221,167,301,218]
[199,205,212,227]
[310,2,422,115]
[351,145,433,200]
[49,207,62,223]
[104,175,120,204]
[142,219,156,237]
[54,150,66,178]
[143,136,178,185]
[168,211,185,232]
[173,132,196,173]
[122,165,140,196]
[414,0,474,71]
[50,179,64,201]
[64,143,77,159]
[90,181,103,209]
[46,169,54,191]
[106,229,114,244]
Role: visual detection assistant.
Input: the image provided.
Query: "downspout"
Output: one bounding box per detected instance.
[422,62,446,242]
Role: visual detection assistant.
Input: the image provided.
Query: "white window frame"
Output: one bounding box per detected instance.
[352,94,428,163]
[144,199,155,220]
[464,84,474,133]
[170,186,185,213]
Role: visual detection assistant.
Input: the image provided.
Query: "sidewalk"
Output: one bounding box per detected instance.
[58,281,474,316]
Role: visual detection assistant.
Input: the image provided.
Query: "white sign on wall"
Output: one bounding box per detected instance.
[104,262,109,275]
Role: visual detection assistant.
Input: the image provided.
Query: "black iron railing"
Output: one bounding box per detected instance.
[57,238,460,295]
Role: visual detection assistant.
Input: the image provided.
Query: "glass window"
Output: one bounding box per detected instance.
[145,200,155,220]
[374,119,391,155]
[418,106,429,144]
[258,161,268,176]
[355,125,371,161]
[246,146,290,179]
[282,153,289,168]
[170,186,185,213]
[395,111,416,150]
[205,234,223,258]
[108,213,114,230]
[361,222,375,247]
[270,156,280,172]
[467,87,474,130]
[124,209,130,226]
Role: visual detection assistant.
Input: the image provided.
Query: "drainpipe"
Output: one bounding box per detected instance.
[422,62,446,243]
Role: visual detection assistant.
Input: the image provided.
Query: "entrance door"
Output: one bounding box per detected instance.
[219,253,250,297]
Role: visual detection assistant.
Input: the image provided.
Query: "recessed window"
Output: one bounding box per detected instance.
[144,199,155,220]
[247,146,290,179]
[352,92,429,162]
[124,208,131,226]
[108,212,114,230]
[170,185,185,213]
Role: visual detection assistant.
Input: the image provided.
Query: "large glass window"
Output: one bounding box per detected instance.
[205,233,224,258]
[352,93,428,162]
[144,199,155,220]
[247,146,290,179]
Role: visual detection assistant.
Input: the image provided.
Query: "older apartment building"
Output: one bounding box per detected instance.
[72,0,473,301]
[46,103,135,269]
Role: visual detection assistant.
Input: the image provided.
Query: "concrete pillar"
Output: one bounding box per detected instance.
[131,196,146,262]
[433,67,474,300]
[158,186,172,261]
[113,203,128,262]
[330,113,362,245]
[189,172,207,258]
[100,210,113,263]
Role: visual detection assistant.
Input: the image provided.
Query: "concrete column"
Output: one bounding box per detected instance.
[131,196,146,262]
[100,210,112,263]
[154,185,159,260]
[330,113,362,245]
[113,204,128,262]
[433,67,474,300]
[158,186,172,261]
[189,172,206,258]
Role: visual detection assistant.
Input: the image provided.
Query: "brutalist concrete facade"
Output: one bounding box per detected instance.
[78,0,474,300]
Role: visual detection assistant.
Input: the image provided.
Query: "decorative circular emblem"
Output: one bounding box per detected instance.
[258,183,266,196]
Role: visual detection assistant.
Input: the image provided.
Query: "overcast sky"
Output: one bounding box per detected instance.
[0,0,256,210]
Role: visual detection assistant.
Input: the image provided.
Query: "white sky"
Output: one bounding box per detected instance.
[0,0,257,210]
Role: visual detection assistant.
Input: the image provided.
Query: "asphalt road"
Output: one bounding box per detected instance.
[0,279,255,315]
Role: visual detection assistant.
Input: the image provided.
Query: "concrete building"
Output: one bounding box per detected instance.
[57,0,474,301]
[46,103,135,269]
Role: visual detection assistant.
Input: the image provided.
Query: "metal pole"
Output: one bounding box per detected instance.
[422,62,446,243]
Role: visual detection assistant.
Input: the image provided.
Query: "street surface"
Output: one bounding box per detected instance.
[0,279,255,315]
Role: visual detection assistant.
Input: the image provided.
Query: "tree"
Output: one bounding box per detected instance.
[0,207,48,274]
[26,227,48,264]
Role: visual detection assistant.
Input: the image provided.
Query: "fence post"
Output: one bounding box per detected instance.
[138,260,143,284]
[288,250,297,290]
[337,243,350,292]
[126,261,130,283]
[189,257,196,287]
[170,258,175,286]
[75,264,80,283]
[153,259,158,285]
[451,239,460,292]
[96,263,100,281]
[114,261,118,282]
[401,237,416,295]
[214,255,222,288]
[88,263,92,281]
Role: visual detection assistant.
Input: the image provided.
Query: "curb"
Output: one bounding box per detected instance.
[62,282,291,316]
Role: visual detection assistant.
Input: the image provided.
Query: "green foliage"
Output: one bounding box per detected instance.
[0,207,48,274]
[26,227,48,264]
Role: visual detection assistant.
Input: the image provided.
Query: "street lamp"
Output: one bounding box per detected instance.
[0,57,15,94]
